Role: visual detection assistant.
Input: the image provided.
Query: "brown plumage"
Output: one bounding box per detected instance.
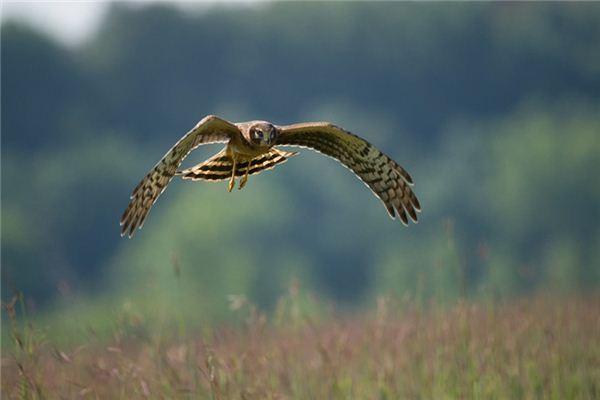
[120,115,420,237]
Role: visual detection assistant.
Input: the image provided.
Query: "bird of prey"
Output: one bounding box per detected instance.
[120,115,420,237]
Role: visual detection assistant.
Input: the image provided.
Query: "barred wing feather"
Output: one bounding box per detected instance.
[120,115,240,237]
[275,122,420,225]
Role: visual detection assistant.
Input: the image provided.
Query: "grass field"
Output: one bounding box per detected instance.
[2,294,599,399]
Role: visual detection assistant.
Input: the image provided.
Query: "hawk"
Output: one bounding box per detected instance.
[120,115,421,237]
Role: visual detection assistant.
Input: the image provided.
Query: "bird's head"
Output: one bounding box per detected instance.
[249,122,278,147]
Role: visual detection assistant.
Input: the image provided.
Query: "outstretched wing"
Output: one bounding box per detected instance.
[120,115,241,237]
[275,122,421,225]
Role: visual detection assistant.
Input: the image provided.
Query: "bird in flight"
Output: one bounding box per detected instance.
[120,115,420,237]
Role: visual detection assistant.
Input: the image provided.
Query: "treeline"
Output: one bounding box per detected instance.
[2,3,599,315]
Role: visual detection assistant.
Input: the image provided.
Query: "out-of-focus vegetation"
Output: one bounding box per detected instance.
[2,292,599,399]
[2,3,600,332]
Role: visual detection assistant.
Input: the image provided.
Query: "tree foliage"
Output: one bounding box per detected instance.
[2,3,599,316]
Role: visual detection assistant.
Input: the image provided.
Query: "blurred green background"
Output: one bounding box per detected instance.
[2,2,599,334]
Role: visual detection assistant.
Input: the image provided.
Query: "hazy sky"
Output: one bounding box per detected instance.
[1,2,110,46]
[1,1,258,47]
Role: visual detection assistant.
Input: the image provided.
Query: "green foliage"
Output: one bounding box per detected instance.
[2,3,600,321]
[2,135,141,301]
[108,177,312,322]
[373,102,600,301]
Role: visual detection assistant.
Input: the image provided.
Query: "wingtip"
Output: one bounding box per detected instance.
[398,216,409,227]
[120,219,132,238]
[387,206,411,227]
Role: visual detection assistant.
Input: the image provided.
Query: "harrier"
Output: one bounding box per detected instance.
[120,115,420,237]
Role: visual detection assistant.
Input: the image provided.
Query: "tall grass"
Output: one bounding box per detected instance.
[2,292,599,399]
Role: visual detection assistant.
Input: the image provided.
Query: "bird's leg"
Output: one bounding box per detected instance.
[228,155,237,192]
[239,159,252,190]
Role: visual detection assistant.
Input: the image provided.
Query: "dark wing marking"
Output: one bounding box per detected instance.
[241,149,298,176]
[275,122,420,225]
[178,149,298,181]
[120,115,241,237]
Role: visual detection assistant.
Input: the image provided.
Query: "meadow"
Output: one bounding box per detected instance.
[2,292,599,399]
[3,3,600,399]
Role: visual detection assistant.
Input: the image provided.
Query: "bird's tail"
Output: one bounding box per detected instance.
[177,148,298,181]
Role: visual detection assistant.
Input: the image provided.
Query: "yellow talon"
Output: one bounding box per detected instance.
[228,156,237,192]
[239,160,251,189]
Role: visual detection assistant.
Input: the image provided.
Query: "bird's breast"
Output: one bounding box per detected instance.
[228,136,270,158]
